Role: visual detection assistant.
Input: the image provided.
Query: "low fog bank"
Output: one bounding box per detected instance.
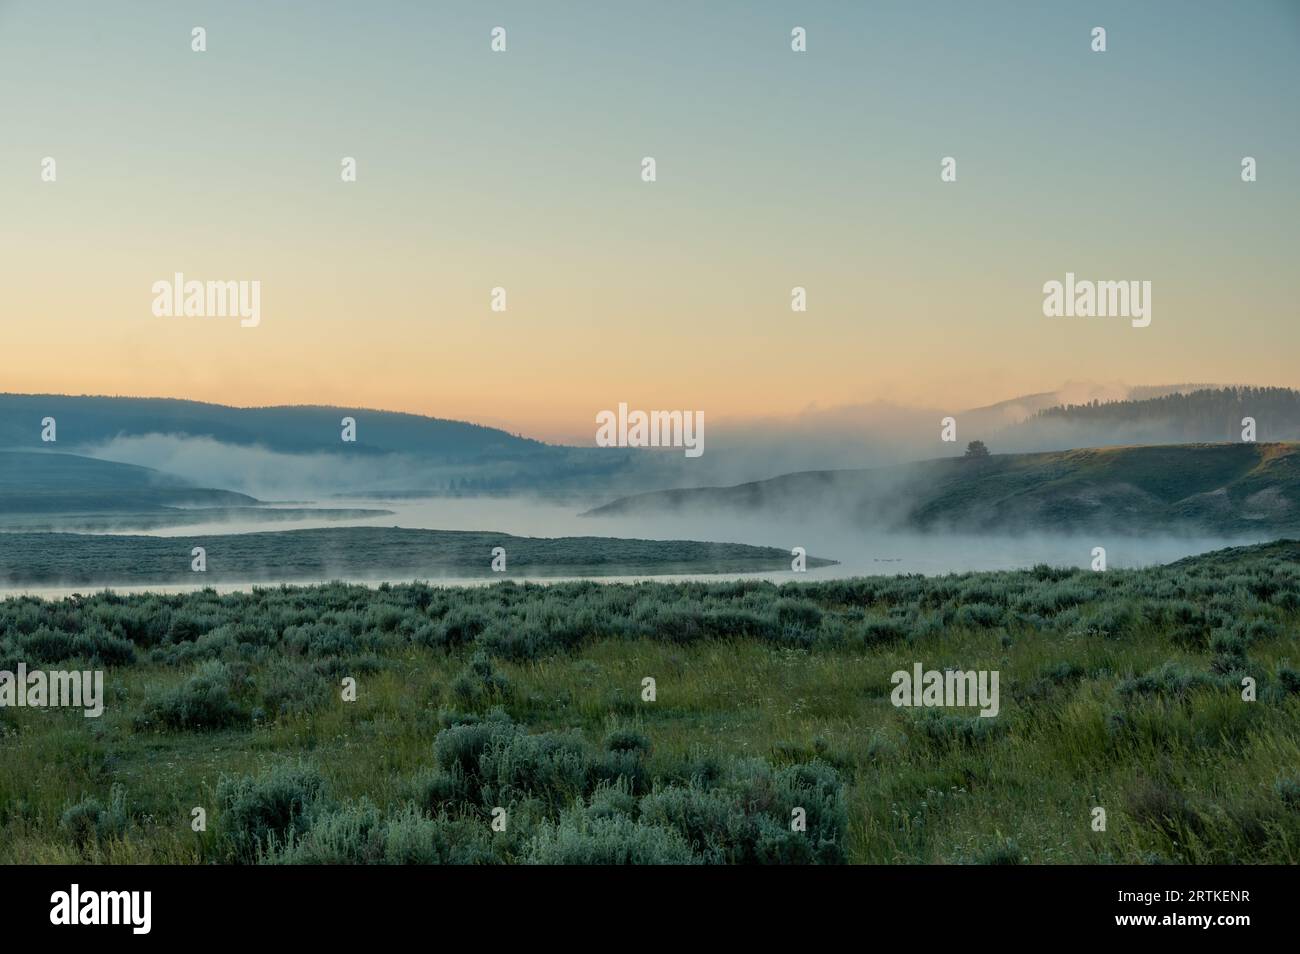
[76,433,830,499]
[77,431,922,499]
[79,435,454,498]
[703,403,945,478]
[697,383,1233,480]
[71,406,1289,509]
[32,492,1264,579]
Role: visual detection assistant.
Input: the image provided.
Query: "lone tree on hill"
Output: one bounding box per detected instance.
[964,440,990,458]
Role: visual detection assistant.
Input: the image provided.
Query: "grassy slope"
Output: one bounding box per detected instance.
[0,450,258,512]
[0,539,1297,864]
[587,442,1300,535]
[0,526,833,584]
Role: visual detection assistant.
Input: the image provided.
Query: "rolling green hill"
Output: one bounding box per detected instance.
[1167,537,1300,571]
[586,443,1300,536]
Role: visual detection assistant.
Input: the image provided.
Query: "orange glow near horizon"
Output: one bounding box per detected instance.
[1,2,1296,444]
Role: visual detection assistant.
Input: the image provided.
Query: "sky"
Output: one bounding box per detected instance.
[1,0,1297,443]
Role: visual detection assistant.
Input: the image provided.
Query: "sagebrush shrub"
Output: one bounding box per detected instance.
[524,812,700,865]
[955,602,1004,629]
[137,660,244,731]
[59,784,130,847]
[217,763,324,863]
[258,660,330,718]
[451,651,511,707]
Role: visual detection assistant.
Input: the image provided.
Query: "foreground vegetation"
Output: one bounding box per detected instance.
[1,541,1298,864]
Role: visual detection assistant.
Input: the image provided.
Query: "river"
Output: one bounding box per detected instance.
[0,494,1262,597]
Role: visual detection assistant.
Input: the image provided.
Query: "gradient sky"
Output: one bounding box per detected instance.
[2,0,1297,443]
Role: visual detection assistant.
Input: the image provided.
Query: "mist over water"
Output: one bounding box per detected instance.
[1,494,1262,598]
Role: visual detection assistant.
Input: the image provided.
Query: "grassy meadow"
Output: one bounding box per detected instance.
[1,540,1299,864]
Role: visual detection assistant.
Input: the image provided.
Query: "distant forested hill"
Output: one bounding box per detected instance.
[997,387,1300,450]
[0,393,547,459]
